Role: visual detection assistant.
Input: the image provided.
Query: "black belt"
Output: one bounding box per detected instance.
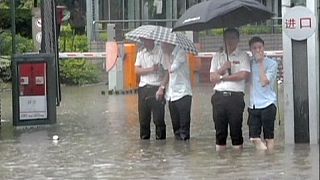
[142,85,159,88]
[215,91,244,96]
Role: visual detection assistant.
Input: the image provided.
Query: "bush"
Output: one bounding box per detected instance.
[59,25,100,85]
[0,9,32,38]
[59,59,101,85]
[0,31,34,55]
[60,24,88,52]
[0,31,33,82]
[240,25,273,34]
[0,57,11,82]
[200,25,282,37]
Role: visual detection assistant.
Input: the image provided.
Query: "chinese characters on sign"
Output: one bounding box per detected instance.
[285,17,312,29]
[283,6,317,40]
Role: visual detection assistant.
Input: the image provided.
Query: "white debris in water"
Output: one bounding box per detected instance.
[52,135,59,140]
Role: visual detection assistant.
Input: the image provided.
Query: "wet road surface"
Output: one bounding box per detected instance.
[0,84,318,179]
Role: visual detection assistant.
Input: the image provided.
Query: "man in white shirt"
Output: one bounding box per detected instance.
[135,38,168,140]
[161,42,192,141]
[210,28,250,150]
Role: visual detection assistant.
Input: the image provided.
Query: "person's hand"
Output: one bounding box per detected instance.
[210,73,221,84]
[155,87,165,101]
[254,50,264,62]
[153,63,160,72]
[169,67,174,73]
[221,61,231,72]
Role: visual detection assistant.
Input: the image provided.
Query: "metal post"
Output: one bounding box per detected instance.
[10,0,16,56]
[86,0,93,44]
[128,0,135,28]
[306,0,319,144]
[166,0,173,27]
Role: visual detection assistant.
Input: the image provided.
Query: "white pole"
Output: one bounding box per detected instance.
[282,0,295,144]
[306,0,319,144]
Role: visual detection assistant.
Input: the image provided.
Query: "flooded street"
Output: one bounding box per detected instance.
[0,84,318,179]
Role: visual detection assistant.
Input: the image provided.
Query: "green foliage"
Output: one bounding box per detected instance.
[60,24,88,52]
[0,31,34,55]
[240,25,273,34]
[59,59,101,85]
[99,32,108,42]
[0,9,32,38]
[200,25,282,37]
[0,57,11,82]
[59,24,97,85]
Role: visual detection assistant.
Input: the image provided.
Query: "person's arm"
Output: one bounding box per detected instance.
[210,53,221,85]
[258,61,269,86]
[220,71,250,81]
[217,61,231,75]
[220,53,250,82]
[134,50,159,75]
[259,59,278,87]
[135,65,158,75]
[155,70,169,100]
[169,50,186,73]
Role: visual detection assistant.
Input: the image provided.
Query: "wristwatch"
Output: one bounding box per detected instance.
[219,75,223,81]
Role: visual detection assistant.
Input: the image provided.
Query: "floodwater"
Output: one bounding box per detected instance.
[0,84,318,179]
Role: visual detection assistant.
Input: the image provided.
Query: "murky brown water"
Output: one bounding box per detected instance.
[0,84,318,179]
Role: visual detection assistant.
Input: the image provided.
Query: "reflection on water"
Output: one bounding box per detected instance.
[0,84,318,179]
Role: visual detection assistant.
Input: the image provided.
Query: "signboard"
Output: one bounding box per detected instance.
[19,96,47,120]
[283,6,317,40]
[18,63,47,120]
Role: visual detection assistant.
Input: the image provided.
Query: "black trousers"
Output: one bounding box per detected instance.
[169,95,192,140]
[248,104,277,139]
[211,91,245,146]
[138,85,166,140]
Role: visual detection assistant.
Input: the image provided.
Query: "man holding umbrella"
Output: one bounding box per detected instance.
[210,28,250,150]
[127,25,198,140]
[135,37,168,140]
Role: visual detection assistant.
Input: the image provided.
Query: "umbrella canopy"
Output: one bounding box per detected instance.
[173,0,274,31]
[125,25,198,54]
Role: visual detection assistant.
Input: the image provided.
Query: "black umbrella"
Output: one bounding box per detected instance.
[173,0,273,74]
[173,0,274,32]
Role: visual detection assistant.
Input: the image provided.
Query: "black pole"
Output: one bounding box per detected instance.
[10,0,16,56]
[223,28,232,75]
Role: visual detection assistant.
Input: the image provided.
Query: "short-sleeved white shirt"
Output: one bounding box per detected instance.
[135,46,167,87]
[209,48,250,92]
[165,46,192,101]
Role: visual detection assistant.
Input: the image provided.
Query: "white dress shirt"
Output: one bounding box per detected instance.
[165,46,192,101]
[135,45,166,87]
[210,48,250,92]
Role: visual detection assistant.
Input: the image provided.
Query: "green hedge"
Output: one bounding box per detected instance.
[0,31,34,55]
[200,25,282,36]
[58,25,101,85]
[59,59,101,85]
[0,9,32,38]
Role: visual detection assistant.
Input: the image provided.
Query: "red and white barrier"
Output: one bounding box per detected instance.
[59,52,106,59]
[58,51,283,59]
[197,51,283,58]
